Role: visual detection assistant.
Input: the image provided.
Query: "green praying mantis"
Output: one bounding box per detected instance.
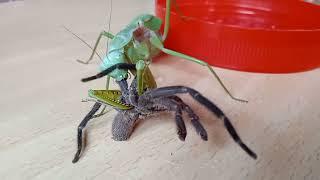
[76,0,248,104]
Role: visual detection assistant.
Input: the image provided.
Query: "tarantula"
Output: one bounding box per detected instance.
[72,77,257,163]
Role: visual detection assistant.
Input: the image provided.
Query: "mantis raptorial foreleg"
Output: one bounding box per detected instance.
[136,60,146,96]
[77,31,115,64]
[150,35,248,103]
[91,76,112,118]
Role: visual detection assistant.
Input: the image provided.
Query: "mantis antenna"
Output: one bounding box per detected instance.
[62,25,103,62]
[106,0,113,55]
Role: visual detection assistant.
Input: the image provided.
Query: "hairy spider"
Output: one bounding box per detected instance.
[72,78,257,163]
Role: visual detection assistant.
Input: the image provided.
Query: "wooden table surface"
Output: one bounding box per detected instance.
[1,1,319,179]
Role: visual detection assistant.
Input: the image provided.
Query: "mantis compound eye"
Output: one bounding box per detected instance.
[137,21,143,27]
[145,60,151,66]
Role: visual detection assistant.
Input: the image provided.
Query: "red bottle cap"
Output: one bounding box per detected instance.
[155,0,320,73]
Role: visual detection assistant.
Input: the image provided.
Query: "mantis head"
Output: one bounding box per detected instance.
[130,14,162,32]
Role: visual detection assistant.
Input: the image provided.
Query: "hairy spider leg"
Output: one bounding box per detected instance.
[169,96,208,141]
[144,86,257,159]
[172,101,187,141]
[131,76,205,141]
[151,97,188,141]
[73,102,102,163]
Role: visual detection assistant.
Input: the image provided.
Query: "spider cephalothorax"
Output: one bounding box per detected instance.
[72,77,257,163]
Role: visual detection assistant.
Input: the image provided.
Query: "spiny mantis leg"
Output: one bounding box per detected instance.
[150,36,248,103]
[169,96,208,141]
[81,63,136,82]
[73,102,102,163]
[77,31,115,64]
[91,76,112,119]
[135,60,145,96]
[144,86,257,159]
[81,63,137,115]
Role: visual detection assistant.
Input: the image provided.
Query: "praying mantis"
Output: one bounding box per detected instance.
[77,0,248,103]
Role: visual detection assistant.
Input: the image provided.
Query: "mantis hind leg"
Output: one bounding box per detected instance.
[149,35,248,103]
[77,31,115,64]
[163,48,248,103]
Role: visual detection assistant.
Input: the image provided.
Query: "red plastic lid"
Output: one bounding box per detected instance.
[155,0,320,73]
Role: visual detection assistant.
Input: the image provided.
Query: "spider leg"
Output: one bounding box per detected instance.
[72,102,102,163]
[173,103,187,141]
[144,86,257,159]
[151,97,187,141]
[169,96,208,141]
[117,78,141,107]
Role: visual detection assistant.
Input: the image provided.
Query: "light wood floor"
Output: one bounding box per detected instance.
[1,0,319,179]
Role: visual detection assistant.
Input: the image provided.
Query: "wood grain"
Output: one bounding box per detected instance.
[0,1,319,179]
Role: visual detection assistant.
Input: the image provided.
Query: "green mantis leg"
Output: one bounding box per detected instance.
[150,36,248,103]
[77,31,115,64]
[136,60,146,96]
[92,76,112,118]
[162,0,171,41]
[163,0,188,41]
